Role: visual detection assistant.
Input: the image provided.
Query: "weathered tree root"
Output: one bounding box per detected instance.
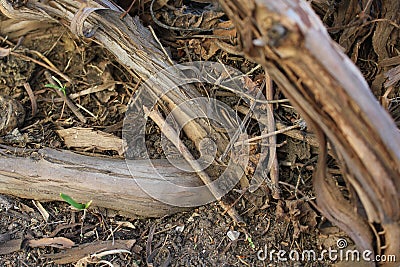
[0,147,197,218]
[218,0,400,264]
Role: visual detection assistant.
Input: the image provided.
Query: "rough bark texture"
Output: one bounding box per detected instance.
[217,0,400,264]
[0,148,200,218]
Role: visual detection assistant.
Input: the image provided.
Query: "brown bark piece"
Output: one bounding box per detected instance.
[56,127,125,155]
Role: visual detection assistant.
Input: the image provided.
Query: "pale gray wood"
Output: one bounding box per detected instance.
[0,148,203,218]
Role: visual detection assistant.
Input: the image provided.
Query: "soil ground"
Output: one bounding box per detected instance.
[0,0,399,266]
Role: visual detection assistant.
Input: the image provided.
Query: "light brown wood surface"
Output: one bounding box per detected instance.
[0,148,202,218]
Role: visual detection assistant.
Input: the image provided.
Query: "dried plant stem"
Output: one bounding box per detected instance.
[144,106,244,225]
[264,70,280,199]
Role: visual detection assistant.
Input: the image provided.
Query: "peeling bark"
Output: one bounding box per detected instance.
[218,0,400,263]
[0,148,200,218]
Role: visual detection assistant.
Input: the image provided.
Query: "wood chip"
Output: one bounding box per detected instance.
[56,127,124,155]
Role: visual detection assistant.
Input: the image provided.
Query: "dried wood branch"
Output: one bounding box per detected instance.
[0,148,200,218]
[144,106,245,225]
[264,70,280,199]
[218,0,400,263]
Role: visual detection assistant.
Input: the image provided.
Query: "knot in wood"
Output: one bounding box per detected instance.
[267,23,288,47]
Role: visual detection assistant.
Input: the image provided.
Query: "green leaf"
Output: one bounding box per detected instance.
[84,200,93,209]
[59,87,66,95]
[45,76,67,96]
[60,193,91,210]
[247,237,255,249]
[45,83,60,90]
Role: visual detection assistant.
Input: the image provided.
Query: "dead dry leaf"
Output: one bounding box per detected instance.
[0,238,23,255]
[200,39,220,60]
[276,199,318,239]
[18,202,34,213]
[213,20,236,39]
[43,239,136,264]
[28,237,74,249]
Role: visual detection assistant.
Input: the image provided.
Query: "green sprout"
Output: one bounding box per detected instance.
[60,193,92,210]
[247,236,255,249]
[45,76,67,95]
